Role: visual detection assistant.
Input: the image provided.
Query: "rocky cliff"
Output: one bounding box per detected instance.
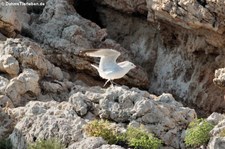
[1,0,225,149]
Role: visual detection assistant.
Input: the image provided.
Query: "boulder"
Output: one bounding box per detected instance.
[10,101,86,149]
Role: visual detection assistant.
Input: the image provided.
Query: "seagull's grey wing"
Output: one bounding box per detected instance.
[83,49,121,70]
[98,49,120,70]
[83,49,120,58]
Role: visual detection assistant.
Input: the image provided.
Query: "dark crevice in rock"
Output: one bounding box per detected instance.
[74,0,104,28]
[131,11,148,20]
[212,12,218,28]
[196,0,207,7]
[20,28,33,39]
[26,6,45,14]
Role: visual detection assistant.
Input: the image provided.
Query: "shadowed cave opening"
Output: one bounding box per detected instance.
[74,0,104,28]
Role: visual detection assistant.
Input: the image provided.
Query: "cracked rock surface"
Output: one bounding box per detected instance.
[8,85,196,149]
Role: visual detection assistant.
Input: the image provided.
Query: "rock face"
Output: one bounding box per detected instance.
[0,107,15,139]
[27,0,149,88]
[1,0,225,149]
[207,112,225,149]
[0,0,223,113]
[95,1,225,112]
[0,0,30,37]
[70,85,196,148]
[10,101,86,149]
[9,85,196,149]
[0,38,68,107]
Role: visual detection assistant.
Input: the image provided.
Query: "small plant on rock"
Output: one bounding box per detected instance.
[184,118,214,147]
[0,138,12,149]
[84,119,118,144]
[219,128,225,137]
[27,138,65,149]
[125,126,162,149]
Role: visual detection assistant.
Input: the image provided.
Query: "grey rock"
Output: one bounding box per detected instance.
[0,55,19,76]
[208,137,225,149]
[0,95,14,108]
[10,101,86,149]
[96,0,225,113]
[0,38,64,80]
[213,68,225,88]
[207,114,225,149]
[0,38,70,106]
[5,69,40,106]
[97,0,225,35]
[210,119,225,137]
[68,137,106,149]
[70,85,196,148]
[0,0,30,37]
[97,144,125,149]
[69,92,92,116]
[207,112,225,125]
[0,106,15,139]
[0,76,9,94]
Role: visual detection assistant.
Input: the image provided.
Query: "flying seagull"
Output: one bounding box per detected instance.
[82,49,136,86]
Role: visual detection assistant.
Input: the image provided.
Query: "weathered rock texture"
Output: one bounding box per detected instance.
[1,0,224,113]
[207,112,225,149]
[10,101,87,149]
[0,0,30,37]
[70,85,196,148]
[94,1,225,113]
[0,107,15,139]
[0,38,70,107]
[1,0,225,149]
[68,137,124,149]
[213,68,225,88]
[9,85,196,149]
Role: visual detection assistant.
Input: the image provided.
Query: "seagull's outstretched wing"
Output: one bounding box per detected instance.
[83,49,121,70]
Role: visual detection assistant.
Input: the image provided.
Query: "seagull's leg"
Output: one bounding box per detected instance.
[103,79,110,87]
[110,80,119,86]
[110,80,114,87]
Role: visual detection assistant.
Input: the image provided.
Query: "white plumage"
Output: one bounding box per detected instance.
[83,49,136,86]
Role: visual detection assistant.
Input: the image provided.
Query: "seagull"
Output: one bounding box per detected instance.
[82,49,136,86]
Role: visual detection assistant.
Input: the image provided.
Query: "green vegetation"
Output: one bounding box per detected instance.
[0,139,12,149]
[184,118,214,147]
[84,119,118,144]
[27,138,65,149]
[219,128,225,137]
[84,119,162,149]
[125,126,162,149]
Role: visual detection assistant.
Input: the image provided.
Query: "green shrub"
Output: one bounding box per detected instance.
[184,119,214,147]
[0,139,12,149]
[125,126,162,149]
[84,119,117,144]
[219,129,225,137]
[84,120,162,149]
[27,138,65,149]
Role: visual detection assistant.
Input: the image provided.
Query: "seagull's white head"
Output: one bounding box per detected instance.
[121,61,136,70]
